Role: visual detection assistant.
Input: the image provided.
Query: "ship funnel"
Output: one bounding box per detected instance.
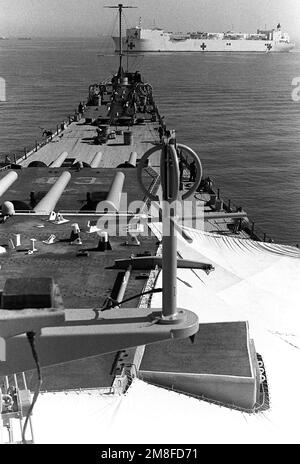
[34,171,71,214]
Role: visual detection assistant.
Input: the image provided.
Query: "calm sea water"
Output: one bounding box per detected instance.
[0,38,300,244]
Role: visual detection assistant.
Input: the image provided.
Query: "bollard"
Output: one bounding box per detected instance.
[13,234,21,247]
[43,235,56,245]
[70,224,81,243]
[8,239,16,251]
[97,231,112,251]
[30,239,37,253]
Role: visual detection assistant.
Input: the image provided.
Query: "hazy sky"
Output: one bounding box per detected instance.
[0,0,299,39]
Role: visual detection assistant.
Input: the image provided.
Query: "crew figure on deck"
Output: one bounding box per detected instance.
[78,102,84,115]
[205,176,213,192]
[233,206,248,234]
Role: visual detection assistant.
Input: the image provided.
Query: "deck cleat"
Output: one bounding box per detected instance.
[97,231,112,251]
[43,234,56,245]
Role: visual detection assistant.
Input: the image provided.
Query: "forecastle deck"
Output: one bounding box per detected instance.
[0,73,261,412]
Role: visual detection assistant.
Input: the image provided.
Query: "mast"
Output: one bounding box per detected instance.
[118,3,123,74]
[105,3,137,79]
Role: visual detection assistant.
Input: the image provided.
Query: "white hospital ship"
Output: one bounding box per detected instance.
[114,23,295,53]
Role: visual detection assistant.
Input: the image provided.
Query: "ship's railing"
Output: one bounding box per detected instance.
[216,186,299,248]
[1,372,35,444]
[12,210,145,216]
[139,377,270,415]
[39,386,116,396]
[1,105,85,166]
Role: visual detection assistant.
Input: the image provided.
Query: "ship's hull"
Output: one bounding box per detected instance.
[113,37,295,53]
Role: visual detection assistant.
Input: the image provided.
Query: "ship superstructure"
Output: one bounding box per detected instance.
[114,23,295,53]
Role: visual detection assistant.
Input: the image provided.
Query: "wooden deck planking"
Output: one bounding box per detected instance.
[20,120,160,169]
[140,322,252,377]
